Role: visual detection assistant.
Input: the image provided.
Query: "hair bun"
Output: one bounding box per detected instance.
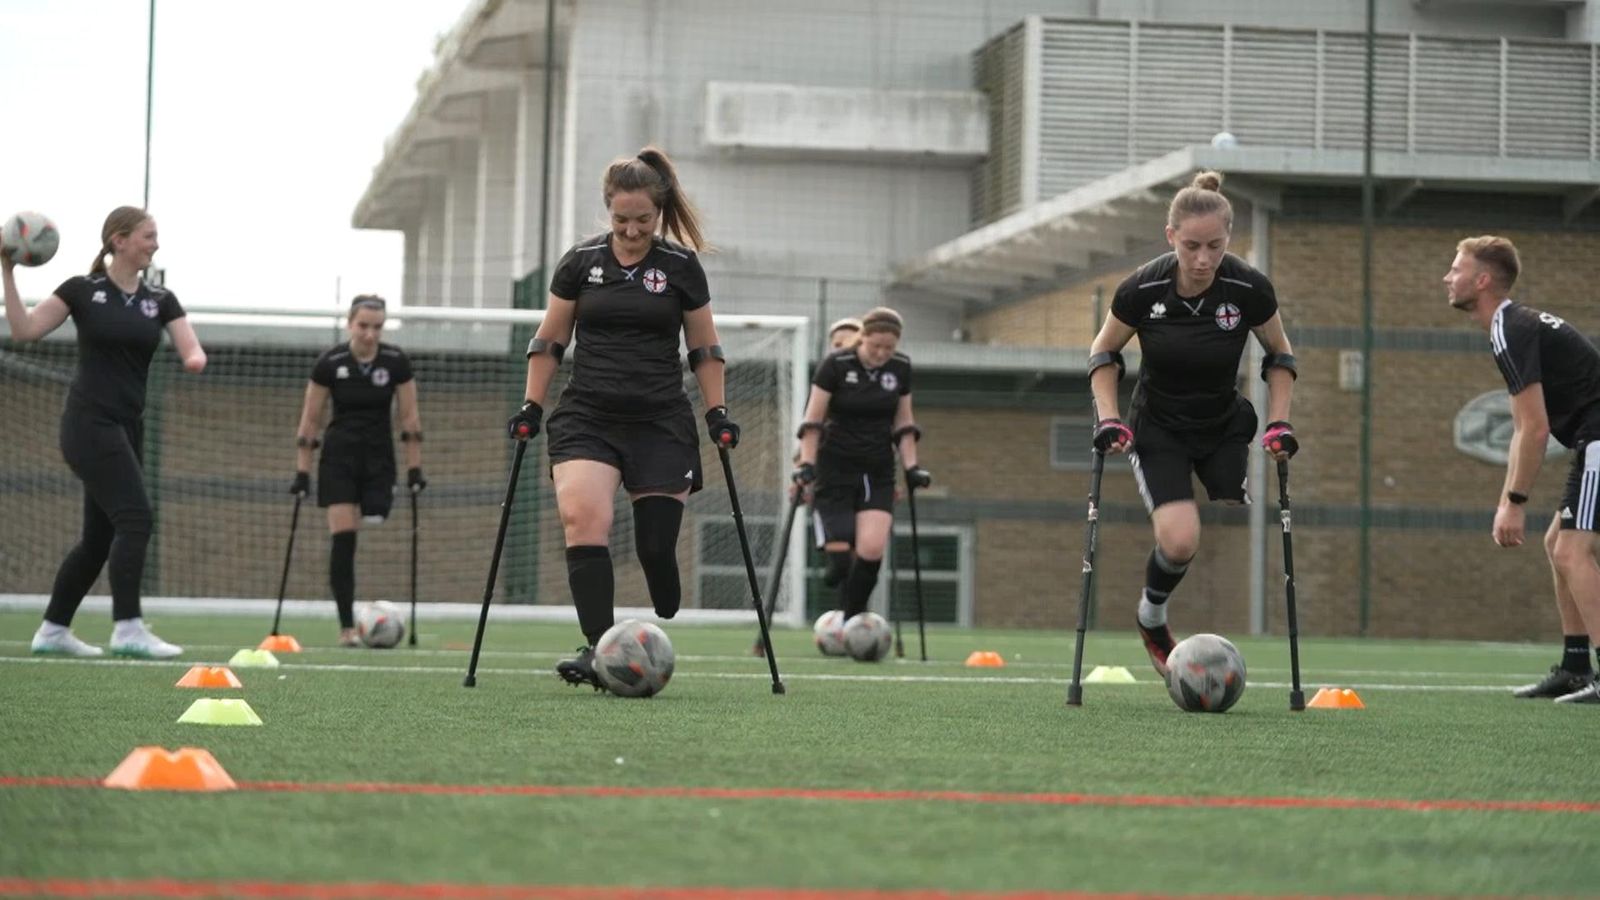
[1192,170,1224,192]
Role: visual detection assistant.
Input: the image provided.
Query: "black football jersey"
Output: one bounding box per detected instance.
[310,342,414,453]
[813,348,913,463]
[549,232,710,420]
[1111,252,1278,431]
[55,274,186,422]
[1490,300,1600,447]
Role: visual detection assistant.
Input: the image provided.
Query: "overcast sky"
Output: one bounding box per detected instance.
[1,0,464,309]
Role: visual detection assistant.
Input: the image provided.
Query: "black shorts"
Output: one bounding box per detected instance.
[1128,399,1257,513]
[318,445,396,519]
[546,401,703,495]
[811,453,895,546]
[1557,441,1600,531]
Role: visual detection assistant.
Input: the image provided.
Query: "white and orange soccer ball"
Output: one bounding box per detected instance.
[842,612,893,663]
[593,619,675,698]
[356,600,406,648]
[813,610,847,657]
[1165,633,1247,713]
[1,211,60,267]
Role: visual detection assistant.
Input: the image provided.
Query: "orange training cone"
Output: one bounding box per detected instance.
[1307,687,1365,709]
[103,747,237,791]
[964,651,1005,667]
[175,666,243,689]
[258,634,302,653]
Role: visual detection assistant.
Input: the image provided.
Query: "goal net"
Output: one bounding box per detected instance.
[0,306,810,628]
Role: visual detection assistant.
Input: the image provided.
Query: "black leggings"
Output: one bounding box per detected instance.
[44,408,152,626]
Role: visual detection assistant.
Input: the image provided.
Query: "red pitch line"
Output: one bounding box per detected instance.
[0,879,1534,900]
[2,775,1597,814]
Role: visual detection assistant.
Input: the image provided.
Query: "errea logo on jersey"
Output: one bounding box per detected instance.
[91,290,108,304]
[587,266,603,285]
[1149,302,1166,320]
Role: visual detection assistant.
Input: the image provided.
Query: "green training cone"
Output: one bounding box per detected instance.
[227,649,281,668]
[177,698,264,726]
[1083,665,1137,684]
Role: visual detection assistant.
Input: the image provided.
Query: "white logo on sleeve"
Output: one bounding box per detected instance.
[372,367,390,387]
[643,268,667,294]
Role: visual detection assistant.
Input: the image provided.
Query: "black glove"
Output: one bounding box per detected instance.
[905,465,932,490]
[792,462,816,486]
[1262,421,1299,459]
[289,471,310,498]
[1092,417,1134,453]
[507,400,543,440]
[407,467,427,493]
[706,406,740,448]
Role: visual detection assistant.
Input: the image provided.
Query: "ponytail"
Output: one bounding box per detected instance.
[603,146,707,251]
[91,206,152,276]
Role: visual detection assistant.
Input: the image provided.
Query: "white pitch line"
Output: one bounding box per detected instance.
[0,654,1527,692]
[0,641,1539,680]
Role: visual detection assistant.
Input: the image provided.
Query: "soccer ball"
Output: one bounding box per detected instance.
[813,610,847,656]
[842,611,893,663]
[1,211,60,267]
[1165,633,1247,713]
[593,619,675,698]
[1210,131,1238,149]
[356,600,405,648]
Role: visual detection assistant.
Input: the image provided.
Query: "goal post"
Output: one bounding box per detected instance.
[0,304,811,628]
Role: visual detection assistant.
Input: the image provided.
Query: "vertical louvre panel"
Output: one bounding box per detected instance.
[1037,21,1132,200]
[972,24,1028,225]
[1320,33,1410,152]
[983,18,1600,213]
[1230,27,1318,148]
[1132,25,1226,160]
[1413,37,1500,155]
[1507,41,1591,159]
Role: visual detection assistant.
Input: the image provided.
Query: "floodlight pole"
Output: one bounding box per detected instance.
[143,0,156,209]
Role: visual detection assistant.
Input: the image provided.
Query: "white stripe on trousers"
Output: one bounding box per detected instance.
[1580,443,1600,531]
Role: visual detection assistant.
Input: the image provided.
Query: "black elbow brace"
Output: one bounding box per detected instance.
[526,338,566,363]
[1087,351,1126,381]
[1261,352,1298,381]
[891,424,922,444]
[687,344,726,371]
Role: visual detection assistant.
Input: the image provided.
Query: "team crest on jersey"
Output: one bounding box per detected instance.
[1214,302,1242,331]
[587,266,604,285]
[371,367,390,387]
[140,298,160,319]
[880,372,898,392]
[1149,301,1166,320]
[642,268,667,294]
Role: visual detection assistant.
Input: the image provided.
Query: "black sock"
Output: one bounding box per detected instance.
[632,496,684,620]
[823,550,852,588]
[330,531,357,629]
[1562,634,1593,674]
[842,556,882,619]
[566,545,614,646]
[1144,546,1191,606]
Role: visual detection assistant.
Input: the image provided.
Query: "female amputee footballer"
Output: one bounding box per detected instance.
[504,146,738,690]
[1086,170,1298,678]
[292,295,423,646]
[793,307,929,619]
[4,206,206,658]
